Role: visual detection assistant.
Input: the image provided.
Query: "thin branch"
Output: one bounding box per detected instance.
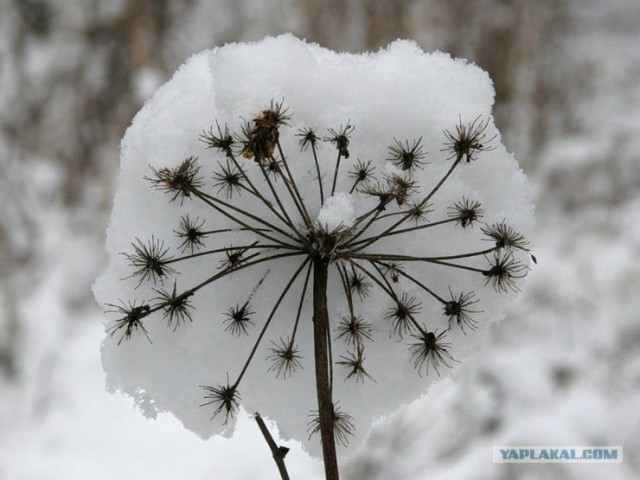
[255,413,291,480]
[277,141,312,227]
[348,158,461,253]
[164,242,298,265]
[311,142,325,205]
[189,186,304,246]
[343,217,457,250]
[146,251,306,317]
[343,245,499,264]
[371,260,446,304]
[234,258,311,387]
[330,150,342,197]
[257,160,309,243]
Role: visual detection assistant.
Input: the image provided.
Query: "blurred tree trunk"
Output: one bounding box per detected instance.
[299,0,570,162]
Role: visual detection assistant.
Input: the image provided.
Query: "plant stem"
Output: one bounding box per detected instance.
[255,412,291,480]
[312,255,339,480]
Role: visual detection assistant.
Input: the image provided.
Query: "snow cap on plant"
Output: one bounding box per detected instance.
[94,34,534,459]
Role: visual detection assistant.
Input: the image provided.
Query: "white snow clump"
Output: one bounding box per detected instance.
[93,34,534,457]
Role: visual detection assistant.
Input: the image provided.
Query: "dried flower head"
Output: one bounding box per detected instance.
[105,300,151,345]
[213,159,244,198]
[146,156,204,203]
[152,282,194,330]
[325,122,354,158]
[336,315,373,347]
[380,262,403,283]
[174,215,208,254]
[268,337,303,379]
[337,345,376,383]
[406,201,433,224]
[200,122,235,157]
[297,127,319,151]
[239,100,291,162]
[99,39,535,475]
[347,270,371,299]
[443,289,481,333]
[483,251,529,293]
[122,236,175,287]
[388,138,426,171]
[385,293,422,338]
[200,381,241,424]
[349,159,375,186]
[481,221,531,252]
[308,403,355,447]
[443,116,496,163]
[448,197,484,228]
[106,95,532,462]
[223,301,255,336]
[408,329,455,377]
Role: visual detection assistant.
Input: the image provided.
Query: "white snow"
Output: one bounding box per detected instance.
[3,1,640,479]
[315,193,356,232]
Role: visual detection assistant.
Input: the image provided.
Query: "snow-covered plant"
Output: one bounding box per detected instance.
[94,35,534,479]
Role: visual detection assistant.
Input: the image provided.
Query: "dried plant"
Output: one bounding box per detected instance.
[104,100,531,480]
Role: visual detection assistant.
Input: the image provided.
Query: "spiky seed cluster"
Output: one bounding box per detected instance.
[388,138,426,172]
[296,127,319,151]
[200,122,235,157]
[385,293,422,338]
[482,221,531,251]
[409,330,455,377]
[349,159,375,185]
[336,315,373,347]
[443,116,496,163]
[122,236,175,287]
[407,201,433,224]
[105,301,151,345]
[146,156,204,203]
[174,215,207,253]
[483,251,529,293]
[308,403,355,447]
[449,197,484,228]
[443,290,481,332]
[268,337,303,379]
[325,123,354,158]
[153,283,194,330]
[347,271,371,299]
[108,100,532,444]
[200,382,240,424]
[213,160,244,198]
[337,345,376,383]
[239,100,291,162]
[223,302,254,336]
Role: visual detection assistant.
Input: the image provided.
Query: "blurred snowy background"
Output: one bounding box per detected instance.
[0,0,638,479]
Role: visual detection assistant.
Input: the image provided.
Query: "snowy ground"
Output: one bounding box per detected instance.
[2,1,640,479]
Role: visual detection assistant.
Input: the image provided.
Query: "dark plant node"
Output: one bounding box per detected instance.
[308,403,355,447]
[408,329,454,377]
[443,116,496,163]
[200,381,241,424]
[268,337,303,379]
[223,301,255,336]
[325,122,354,158]
[122,236,176,286]
[146,156,204,203]
[448,197,484,227]
[174,214,207,253]
[388,138,426,171]
[105,300,152,345]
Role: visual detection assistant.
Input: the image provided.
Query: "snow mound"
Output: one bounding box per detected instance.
[94,34,533,457]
